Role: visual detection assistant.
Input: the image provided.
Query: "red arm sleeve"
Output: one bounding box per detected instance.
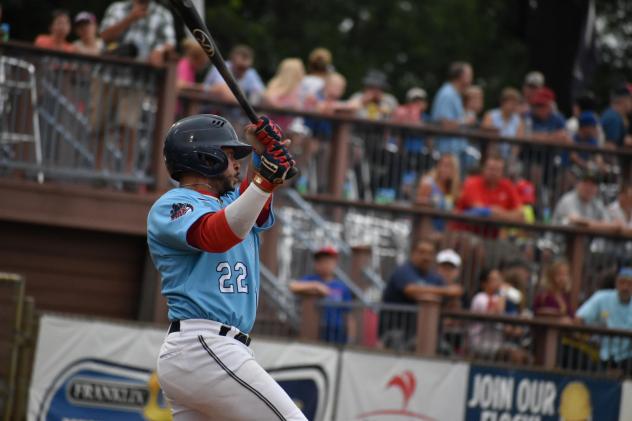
[186,210,243,253]
[239,179,273,226]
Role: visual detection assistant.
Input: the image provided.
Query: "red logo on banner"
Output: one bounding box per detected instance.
[387,371,416,409]
[356,371,436,420]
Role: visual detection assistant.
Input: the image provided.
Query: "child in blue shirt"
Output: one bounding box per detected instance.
[289,247,356,344]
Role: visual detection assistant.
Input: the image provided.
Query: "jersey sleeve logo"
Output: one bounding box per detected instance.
[170,203,194,221]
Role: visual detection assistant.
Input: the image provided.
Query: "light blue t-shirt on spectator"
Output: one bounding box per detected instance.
[576,289,632,361]
[204,61,265,104]
[431,82,468,155]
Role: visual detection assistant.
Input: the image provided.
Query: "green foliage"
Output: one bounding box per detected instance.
[205,0,528,104]
[591,0,632,106]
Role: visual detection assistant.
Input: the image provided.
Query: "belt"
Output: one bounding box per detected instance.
[168,320,252,346]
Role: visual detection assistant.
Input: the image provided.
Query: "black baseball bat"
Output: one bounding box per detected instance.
[169,0,257,122]
[168,0,298,178]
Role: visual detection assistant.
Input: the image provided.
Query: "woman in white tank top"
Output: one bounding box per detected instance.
[482,87,525,159]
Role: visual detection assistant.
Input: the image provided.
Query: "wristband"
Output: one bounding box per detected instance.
[252,173,279,193]
[251,153,262,170]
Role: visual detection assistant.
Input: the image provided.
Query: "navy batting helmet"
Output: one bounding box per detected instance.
[164,114,252,180]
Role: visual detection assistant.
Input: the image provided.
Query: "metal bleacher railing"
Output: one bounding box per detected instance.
[0,41,171,189]
[297,299,632,379]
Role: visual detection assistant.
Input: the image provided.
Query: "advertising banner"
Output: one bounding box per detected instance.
[28,315,168,421]
[335,349,469,421]
[251,339,339,421]
[28,315,338,421]
[465,365,622,421]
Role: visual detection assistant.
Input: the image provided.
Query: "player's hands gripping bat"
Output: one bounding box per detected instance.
[168,0,298,179]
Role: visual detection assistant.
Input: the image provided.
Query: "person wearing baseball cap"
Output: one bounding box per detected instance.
[436,249,462,285]
[392,86,429,124]
[565,112,603,170]
[73,11,103,55]
[576,266,632,368]
[348,69,398,120]
[289,246,356,344]
[528,87,570,143]
[435,249,464,310]
[519,71,544,115]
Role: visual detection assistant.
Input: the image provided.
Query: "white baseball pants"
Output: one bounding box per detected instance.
[156,319,307,421]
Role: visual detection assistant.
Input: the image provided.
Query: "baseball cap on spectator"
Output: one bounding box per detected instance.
[530,87,555,106]
[314,246,338,259]
[578,111,598,127]
[406,87,427,102]
[524,71,545,88]
[74,11,96,25]
[437,249,462,268]
[362,69,389,90]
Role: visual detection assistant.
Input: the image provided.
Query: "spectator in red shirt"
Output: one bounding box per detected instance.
[456,155,524,221]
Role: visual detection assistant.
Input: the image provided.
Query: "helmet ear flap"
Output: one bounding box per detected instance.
[199,148,228,176]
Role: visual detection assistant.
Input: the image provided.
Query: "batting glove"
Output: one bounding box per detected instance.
[252,143,296,192]
[255,116,283,148]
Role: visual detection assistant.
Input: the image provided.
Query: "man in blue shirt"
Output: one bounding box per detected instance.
[528,87,569,142]
[380,241,462,349]
[431,62,474,165]
[289,247,356,344]
[576,267,632,368]
[383,241,456,305]
[561,111,602,169]
[601,85,632,148]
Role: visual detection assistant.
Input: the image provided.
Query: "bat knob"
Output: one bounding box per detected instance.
[286,166,299,180]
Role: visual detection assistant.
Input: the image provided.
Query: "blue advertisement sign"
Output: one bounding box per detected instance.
[37,359,325,421]
[465,365,621,421]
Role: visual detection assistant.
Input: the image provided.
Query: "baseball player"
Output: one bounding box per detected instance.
[147,114,306,420]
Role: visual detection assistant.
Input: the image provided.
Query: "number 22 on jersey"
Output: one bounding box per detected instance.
[216,262,248,293]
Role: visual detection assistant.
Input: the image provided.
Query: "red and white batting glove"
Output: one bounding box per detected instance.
[252,142,295,192]
[255,116,284,148]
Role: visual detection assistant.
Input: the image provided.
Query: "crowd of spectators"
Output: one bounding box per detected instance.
[7,1,632,377]
[288,235,631,373]
[32,1,175,64]
[20,2,632,368]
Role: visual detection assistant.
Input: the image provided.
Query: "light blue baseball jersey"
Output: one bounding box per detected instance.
[147,186,274,333]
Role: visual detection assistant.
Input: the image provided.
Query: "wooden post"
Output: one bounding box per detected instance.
[412,213,434,246]
[350,245,373,291]
[566,232,586,312]
[533,317,560,369]
[151,57,178,193]
[328,120,351,197]
[300,295,320,341]
[415,293,442,356]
